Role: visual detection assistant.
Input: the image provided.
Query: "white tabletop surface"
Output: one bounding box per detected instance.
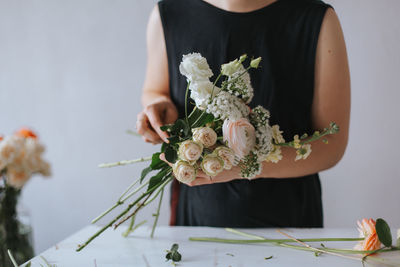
[25,225,400,267]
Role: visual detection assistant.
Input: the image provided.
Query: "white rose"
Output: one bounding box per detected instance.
[213,146,236,170]
[201,154,224,177]
[178,140,203,163]
[190,80,220,110]
[173,160,197,183]
[192,127,217,148]
[179,53,213,82]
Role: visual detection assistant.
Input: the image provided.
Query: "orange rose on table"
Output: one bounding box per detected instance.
[354,218,382,253]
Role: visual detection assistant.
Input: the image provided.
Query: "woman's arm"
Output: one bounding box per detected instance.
[187,8,351,186]
[136,5,178,144]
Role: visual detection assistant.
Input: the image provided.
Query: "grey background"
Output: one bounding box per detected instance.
[0,0,399,253]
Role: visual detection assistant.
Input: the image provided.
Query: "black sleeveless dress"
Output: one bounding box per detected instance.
[158,0,332,227]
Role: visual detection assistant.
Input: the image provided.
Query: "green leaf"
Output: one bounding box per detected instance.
[147,169,167,191]
[192,112,214,128]
[171,243,179,252]
[165,243,182,263]
[167,136,180,145]
[150,152,166,170]
[25,263,32,267]
[165,146,178,164]
[140,166,152,183]
[376,218,392,247]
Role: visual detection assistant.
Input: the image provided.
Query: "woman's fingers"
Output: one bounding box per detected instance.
[159,153,173,167]
[136,112,162,144]
[188,177,212,186]
[144,105,170,143]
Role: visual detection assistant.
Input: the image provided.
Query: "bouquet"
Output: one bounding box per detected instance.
[77,53,339,251]
[0,128,51,266]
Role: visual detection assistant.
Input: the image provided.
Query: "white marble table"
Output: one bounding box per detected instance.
[25,225,400,267]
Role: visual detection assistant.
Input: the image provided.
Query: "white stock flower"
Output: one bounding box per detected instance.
[213,146,236,170]
[264,146,283,163]
[206,91,250,121]
[295,144,312,161]
[271,125,285,144]
[179,53,213,82]
[192,127,217,148]
[201,154,224,177]
[190,80,220,110]
[178,140,203,164]
[173,160,197,183]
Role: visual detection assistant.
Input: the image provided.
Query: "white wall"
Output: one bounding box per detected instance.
[0,0,399,254]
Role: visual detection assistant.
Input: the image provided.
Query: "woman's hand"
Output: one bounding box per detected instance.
[136,98,178,144]
[160,153,242,186]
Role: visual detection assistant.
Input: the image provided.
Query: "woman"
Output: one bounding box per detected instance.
[136,0,350,227]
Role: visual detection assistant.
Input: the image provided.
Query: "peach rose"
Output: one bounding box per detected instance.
[201,154,224,177]
[178,140,203,164]
[354,218,382,252]
[213,146,236,170]
[222,118,256,159]
[15,127,37,139]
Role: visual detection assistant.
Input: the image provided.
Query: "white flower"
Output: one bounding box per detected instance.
[192,127,217,148]
[0,136,23,170]
[206,91,250,121]
[213,146,236,170]
[254,124,273,158]
[226,65,254,104]
[173,160,197,183]
[190,80,220,110]
[240,151,262,179]
[222,118,256,159]
[178,140,203,164]
[179,53,213,82]
[295,144,312,161]
[221,59,241,76]
[201,154,224,177]
[250,57,262,69]
[264,146,283,163]
[271,125,285,144]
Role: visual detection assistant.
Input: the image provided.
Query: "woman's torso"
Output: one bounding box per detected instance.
[159,0,331,227]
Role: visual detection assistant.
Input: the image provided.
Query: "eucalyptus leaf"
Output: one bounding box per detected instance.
[165,243,182,263]
[376,218,392,247]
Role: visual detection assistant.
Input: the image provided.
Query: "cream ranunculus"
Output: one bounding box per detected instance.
[190,80,220,110]
[179,53,213,82]
[178,140,203,164]
[222,118,256,159]
[173,160,197,183]
[192,127,217,148]
[201,154,224,177]
[213,146,236,170]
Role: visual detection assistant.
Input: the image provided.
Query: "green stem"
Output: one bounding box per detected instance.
[189,237,363,244]
[184,81,190,126]
[77,176,166,252]
[7,250,18,267]
[91,179,150,224]
[275,123,338,148]
[189,237,399,255]
[150,188,164,238]
[122,220,147,238]
[98,156,152,168]
[122,215,136,238]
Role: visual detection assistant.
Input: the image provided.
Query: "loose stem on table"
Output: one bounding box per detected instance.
[151,188,164,238]
[98,157,152,168]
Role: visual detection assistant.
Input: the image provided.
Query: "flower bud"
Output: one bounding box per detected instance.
[201,154,224,177]
[250,57,262,69]
[178,140,203,163]
[221,59,241,76]
[173,160,197,183]
[192,127,217,148]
